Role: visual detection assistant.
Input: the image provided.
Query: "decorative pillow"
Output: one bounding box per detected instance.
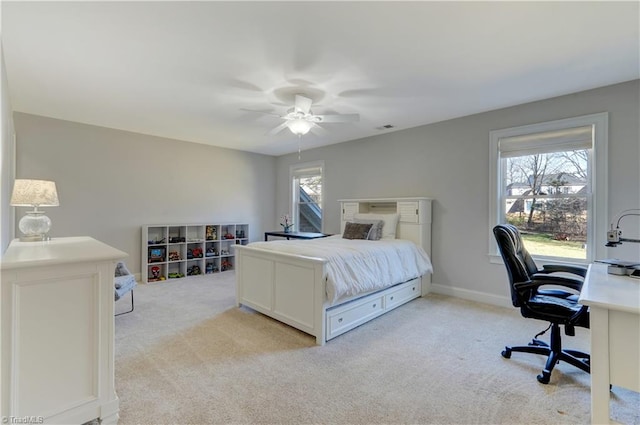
[353,213,399,239]
[342,222,373,240]
[353,219,384,241]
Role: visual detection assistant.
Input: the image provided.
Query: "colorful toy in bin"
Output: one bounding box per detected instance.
[187,265,202,276]
[221,259,232,271]
[206,226,217,240]
[149,266,165,282]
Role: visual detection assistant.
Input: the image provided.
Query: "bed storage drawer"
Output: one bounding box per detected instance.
[385,279,422,310]
[327,295,384,340]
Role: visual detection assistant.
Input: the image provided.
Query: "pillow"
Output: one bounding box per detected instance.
[353,213,399,239]
[342,222,373,240]
[353,218,384,241]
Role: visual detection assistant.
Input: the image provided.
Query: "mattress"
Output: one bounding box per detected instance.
[247,235,433,304]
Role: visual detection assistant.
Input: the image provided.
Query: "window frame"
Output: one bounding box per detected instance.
[289,160,324,233]
[488,112,608,264]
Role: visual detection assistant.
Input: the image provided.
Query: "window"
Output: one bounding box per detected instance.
[489,113,608,263]
[290,161,324,233]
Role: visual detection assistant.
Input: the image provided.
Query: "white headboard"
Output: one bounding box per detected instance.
[338,197,433,258]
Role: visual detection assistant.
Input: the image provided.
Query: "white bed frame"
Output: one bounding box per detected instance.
[235,197,432,345]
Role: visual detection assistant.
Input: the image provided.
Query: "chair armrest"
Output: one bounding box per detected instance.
[514,274,584,298]
[540,264,587,278]
[531,274,584,291]
[513,280,542,295]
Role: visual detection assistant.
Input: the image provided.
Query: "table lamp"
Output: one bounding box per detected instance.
[10,179,59,241]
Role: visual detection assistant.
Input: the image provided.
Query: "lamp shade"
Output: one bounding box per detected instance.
[10,179,60,207]
[287,119,312,136]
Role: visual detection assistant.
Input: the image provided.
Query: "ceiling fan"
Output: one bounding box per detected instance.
[264,94,360,137]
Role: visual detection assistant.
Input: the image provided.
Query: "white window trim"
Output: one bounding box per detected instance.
[488,112,608,265]
[289,160,324,233]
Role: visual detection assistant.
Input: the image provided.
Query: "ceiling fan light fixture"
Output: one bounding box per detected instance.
[287,119,312,136]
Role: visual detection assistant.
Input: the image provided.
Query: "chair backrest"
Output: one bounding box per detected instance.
[493,224,539,307]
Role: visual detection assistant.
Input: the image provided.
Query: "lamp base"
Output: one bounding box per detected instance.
[18,210,52,242]
[19,235,46,242]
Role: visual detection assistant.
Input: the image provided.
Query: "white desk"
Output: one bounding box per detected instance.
[578,263,640,425]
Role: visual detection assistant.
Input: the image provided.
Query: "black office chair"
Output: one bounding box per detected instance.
[493,224,590,384]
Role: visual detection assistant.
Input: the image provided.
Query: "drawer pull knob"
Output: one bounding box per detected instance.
[338,318,343,323]
[373,303,377,308]
[390,296,394,300]
[412,287,416,291]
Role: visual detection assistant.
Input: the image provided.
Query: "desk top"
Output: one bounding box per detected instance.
[579,263,640,314]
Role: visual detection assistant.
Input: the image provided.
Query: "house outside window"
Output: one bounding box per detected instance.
[489,113,608,263]
[290,161,324,233]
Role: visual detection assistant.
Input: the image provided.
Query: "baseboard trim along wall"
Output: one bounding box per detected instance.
[430,283,512,309]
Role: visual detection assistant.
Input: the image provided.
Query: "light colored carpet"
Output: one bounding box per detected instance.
[115,273,639,425]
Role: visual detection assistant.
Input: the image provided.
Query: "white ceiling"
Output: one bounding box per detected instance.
[2,1,639,156]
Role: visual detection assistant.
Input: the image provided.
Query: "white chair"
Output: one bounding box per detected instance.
[114,261,137,316]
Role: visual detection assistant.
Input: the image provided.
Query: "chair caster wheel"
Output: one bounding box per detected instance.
[537,372,550,384]
[501,348,511,359]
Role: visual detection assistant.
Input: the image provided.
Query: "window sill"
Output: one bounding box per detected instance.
[489,253,589,267]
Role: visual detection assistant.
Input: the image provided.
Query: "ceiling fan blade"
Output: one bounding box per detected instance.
[294,94,313,115]
[266,121,290,136]
[310,123,328,136]
[239,108,282,117]
[314,114,360,123]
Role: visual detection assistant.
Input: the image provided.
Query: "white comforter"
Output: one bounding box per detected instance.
[248,235,433,304]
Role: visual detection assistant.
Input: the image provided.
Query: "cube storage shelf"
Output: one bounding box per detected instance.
[142,223,248,283]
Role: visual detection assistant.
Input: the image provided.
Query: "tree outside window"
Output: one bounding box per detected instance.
[490,113,608,264]
[504,150,589,259]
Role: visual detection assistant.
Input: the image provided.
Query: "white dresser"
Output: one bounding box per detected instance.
[1,237,127,424]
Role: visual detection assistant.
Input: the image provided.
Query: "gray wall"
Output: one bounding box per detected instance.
[1,46,15,252]
[8,81,639,306]
[275,80,640,306]
[13,113,277,275]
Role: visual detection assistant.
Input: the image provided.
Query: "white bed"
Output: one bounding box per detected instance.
[235,197,433,345]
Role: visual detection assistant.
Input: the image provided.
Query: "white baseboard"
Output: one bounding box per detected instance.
[430,283,513,309]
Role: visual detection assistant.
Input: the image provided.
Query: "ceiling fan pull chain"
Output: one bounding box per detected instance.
[298,135,301,160]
